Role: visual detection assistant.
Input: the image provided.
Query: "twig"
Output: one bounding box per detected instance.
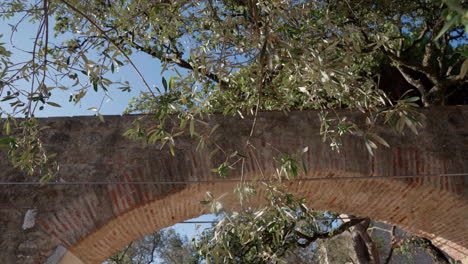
[28,13,46,117]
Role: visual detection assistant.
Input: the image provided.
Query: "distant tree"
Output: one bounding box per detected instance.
[105,228,195,264]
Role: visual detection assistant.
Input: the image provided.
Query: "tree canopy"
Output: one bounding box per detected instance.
[1,0,466,116]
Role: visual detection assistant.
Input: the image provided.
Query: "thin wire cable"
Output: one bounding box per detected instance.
[0,205,359,223]
[0,173,465,185]
[0,206,361,221]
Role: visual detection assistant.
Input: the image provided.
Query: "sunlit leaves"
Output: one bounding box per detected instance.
[195,184,343,264]
[383,92,424,136]
[0,117,58,183]
[211,162,231,178]
[274,152,299,180]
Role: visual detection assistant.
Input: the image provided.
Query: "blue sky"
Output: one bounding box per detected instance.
[0,10,172,117]
[0,11,214,249]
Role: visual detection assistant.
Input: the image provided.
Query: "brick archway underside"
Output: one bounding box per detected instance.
[0,106,467,264]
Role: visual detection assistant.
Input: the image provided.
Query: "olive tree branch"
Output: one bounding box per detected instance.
[395,65,429,106]
[294,217,365,248]
[58,0,156,97]
[126,37,224,85]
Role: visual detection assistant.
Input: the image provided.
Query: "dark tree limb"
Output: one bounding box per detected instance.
[395,66,429,106]
[385,50,466,105]
[384,50,440,86]
[294,217,365,248]
[74,31,227,87]
[350,218,380,264]
[127,38,224,85]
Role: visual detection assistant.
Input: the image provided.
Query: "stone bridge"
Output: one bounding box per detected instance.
[0,106,467,263]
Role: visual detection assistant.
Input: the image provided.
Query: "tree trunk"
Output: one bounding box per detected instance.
[350,218,380,264]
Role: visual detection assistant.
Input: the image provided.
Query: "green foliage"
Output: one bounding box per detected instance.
[211,162,232,178]
[0,117,58,182]
[1,0,465,118]
[194,184,344,264]
[274,151,301,180]
[382,94,424,136]
[194,151,351,264]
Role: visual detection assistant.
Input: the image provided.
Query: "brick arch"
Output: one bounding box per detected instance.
[60,176,467,264]
[1,107,467,264]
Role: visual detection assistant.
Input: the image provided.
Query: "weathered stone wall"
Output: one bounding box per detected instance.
[0,106,466,263]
